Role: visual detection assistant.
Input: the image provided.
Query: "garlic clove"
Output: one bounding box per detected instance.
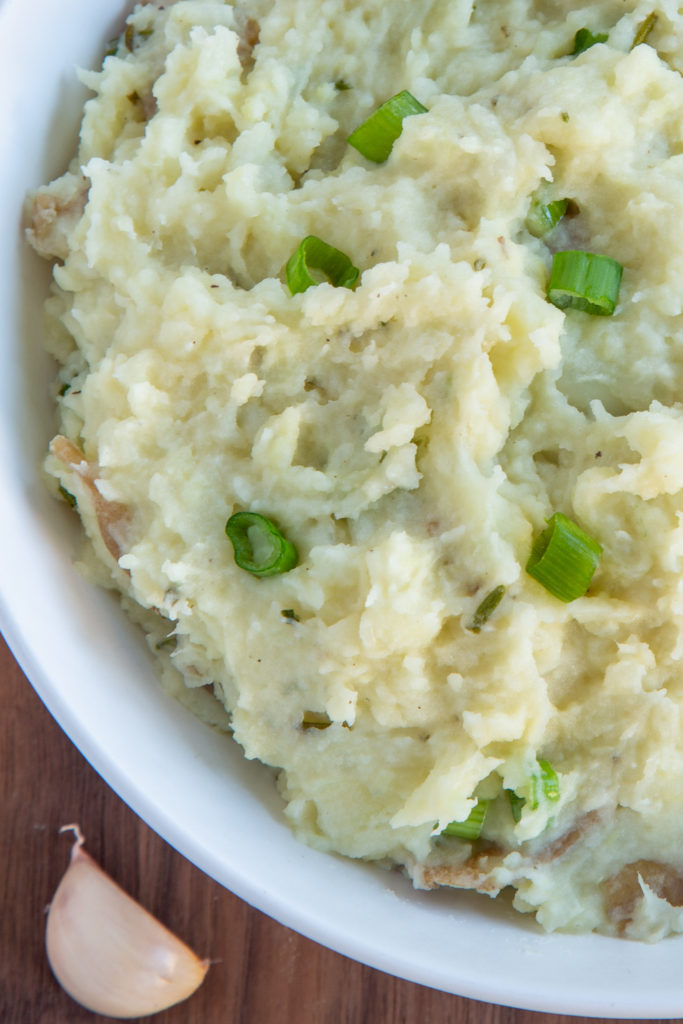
[45,826,209,1019]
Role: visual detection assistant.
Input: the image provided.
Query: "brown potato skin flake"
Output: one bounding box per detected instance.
[603,860,683,934]
[422,846,506,894]
[236,16,260,70]
[533,811,601,864]
[424,813,602,895]
[27,177,88,261]
[50,435,131,562]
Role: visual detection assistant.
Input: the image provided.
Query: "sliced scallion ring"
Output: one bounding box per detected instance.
[285,235,360,296]
[507,790,526,824]
[225,511,298,577]
[508,759,561,819]
[547,250,623,316]
[347,90,427,163]
[526,196,568,238]
[571,28,608,55]
[441,800,489,841]
[528,759,561,810]
[538,759,560,802]
[526,512,602,602]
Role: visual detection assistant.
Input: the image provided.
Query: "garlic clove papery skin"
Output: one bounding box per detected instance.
[45,839,209,1018]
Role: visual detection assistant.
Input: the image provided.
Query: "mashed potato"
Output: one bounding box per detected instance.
[28,0,683,939]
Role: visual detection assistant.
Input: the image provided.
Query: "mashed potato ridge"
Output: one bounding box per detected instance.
[28,0,683,939]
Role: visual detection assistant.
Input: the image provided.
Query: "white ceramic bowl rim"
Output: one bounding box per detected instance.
[2,1,683,1016]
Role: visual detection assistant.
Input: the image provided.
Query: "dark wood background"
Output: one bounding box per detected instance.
[0,631,674,1024]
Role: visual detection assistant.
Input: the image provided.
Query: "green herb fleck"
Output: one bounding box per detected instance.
[155,635,177,651]
[335,79,352,91]
[632,12,657,48]
[281,608,301,622]
[58,485,77,509]
[467,585,506,633]
[571,28,608,56]
[302,711,332,730]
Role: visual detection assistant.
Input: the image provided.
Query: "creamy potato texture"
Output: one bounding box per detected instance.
[28,0,683,938]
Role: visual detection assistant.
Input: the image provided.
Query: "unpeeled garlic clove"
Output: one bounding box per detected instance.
[45,825,209,1019]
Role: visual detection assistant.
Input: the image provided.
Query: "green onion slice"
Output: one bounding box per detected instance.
[347,90,427,163]
[225,511,298,577]
[467,585,506,633]
[571,28,608,55]
[632,12,657,48]
[507,790,526,823]
[526,196,568,238]
[508,760,560,819]
[528,760,561,810]
[526,512,601,602]
[441,800,489,841]
[538,759,560,803]
[547,250,623,316]
[285,235,359,296]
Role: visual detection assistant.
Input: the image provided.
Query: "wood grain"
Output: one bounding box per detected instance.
[0,631,672,1024]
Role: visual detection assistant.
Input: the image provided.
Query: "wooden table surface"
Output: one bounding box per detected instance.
[0,631,674,1024]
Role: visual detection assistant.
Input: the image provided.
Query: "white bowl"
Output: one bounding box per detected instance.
[2,1,683,1016]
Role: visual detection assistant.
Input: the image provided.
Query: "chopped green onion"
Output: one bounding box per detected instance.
[571,28,608,55]
[301,711,332,730]
[526,196,568,238]
[467,585,506,633]
[225,511,298,577]
[632,12,657,48]
[547,250,623,316]
[347,90,427,163]
[538,759,560,803]
[507,790,526,823]
[528,760,562,810]
[441,800,489,841]
[526,512,602,602]
[285,235,359,295]
[508,760,560,820]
